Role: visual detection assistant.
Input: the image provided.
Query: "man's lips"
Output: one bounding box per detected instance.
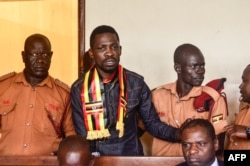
[187,157,201,165]
[34,66,47,71]
[193,77,204,83]
[195,76,204,80]
[104,59,116,65]
[189,158,200,162]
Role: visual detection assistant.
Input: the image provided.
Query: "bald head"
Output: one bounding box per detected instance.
[57,135,93,166]
[174,43,204,64]
[24,33,51,52]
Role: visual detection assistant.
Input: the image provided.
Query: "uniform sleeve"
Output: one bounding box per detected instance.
[61,99,76,136]
[210,95,228,135]
[138,82,179,142]
[70,79,88,137]
[53,78,76,137]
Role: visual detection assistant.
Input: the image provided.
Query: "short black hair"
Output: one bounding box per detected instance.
[180,119,216,140]
[174,43,202,64]
[89,25,119,48]
[24,33,51,52]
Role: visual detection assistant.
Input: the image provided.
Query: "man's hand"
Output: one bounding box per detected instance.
[177,118,194,142]
[224,124,247,142]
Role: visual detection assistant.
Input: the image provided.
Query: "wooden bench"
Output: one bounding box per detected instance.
[0,156,185,166]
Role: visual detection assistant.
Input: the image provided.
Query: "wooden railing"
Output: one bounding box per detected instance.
[0,156,56,166]
[93,156,185,166]
[0,156,185,166]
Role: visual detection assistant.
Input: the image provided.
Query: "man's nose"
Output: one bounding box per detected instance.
[196,66,205,74]
[105,47,114,57]
[189,144,199,154]
[36,55,45,62]
[239,83,243,89]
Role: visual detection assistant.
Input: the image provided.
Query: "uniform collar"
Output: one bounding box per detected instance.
[168,82,203,100]
[239,101,250,110]
[14,72,53,88]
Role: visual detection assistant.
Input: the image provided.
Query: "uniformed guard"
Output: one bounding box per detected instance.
[0,33,76,156]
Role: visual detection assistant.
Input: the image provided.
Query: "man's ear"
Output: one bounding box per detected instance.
[88,49,94,59]
[21,51,25,63]
[214,138,219,151]
[174,63,181,74]
[119,45,122,56]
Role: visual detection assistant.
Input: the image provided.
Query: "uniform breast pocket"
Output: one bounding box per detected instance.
[0,102,16,131]
[33,98,64,138]
[44,102,64,137]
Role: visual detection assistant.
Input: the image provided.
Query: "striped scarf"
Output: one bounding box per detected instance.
[81,65,127,140]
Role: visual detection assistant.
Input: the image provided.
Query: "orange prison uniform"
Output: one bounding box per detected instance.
[151,82,228,156]
[0,72,76,155]
[227,102,250,150]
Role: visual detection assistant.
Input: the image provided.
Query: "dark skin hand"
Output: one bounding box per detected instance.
[224,124,247,142]
[175,118,194,141]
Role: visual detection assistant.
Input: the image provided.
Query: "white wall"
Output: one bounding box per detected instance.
[86,0,249,155]
[85,0,250,124]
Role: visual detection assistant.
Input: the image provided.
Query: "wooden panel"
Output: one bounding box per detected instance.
[0,156,57,166]
[0,156,185,166]
[78,0,85,77]
[93,156,185,166]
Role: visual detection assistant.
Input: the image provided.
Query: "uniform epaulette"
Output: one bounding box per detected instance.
[0,72,16,82]
[54,79,70,92]
[151,86,165,92]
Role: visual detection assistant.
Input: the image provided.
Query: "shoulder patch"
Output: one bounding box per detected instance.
[54,79,70,92]
[0,72,16,82]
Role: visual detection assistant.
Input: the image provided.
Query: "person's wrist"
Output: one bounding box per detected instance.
[245,126,250,139]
